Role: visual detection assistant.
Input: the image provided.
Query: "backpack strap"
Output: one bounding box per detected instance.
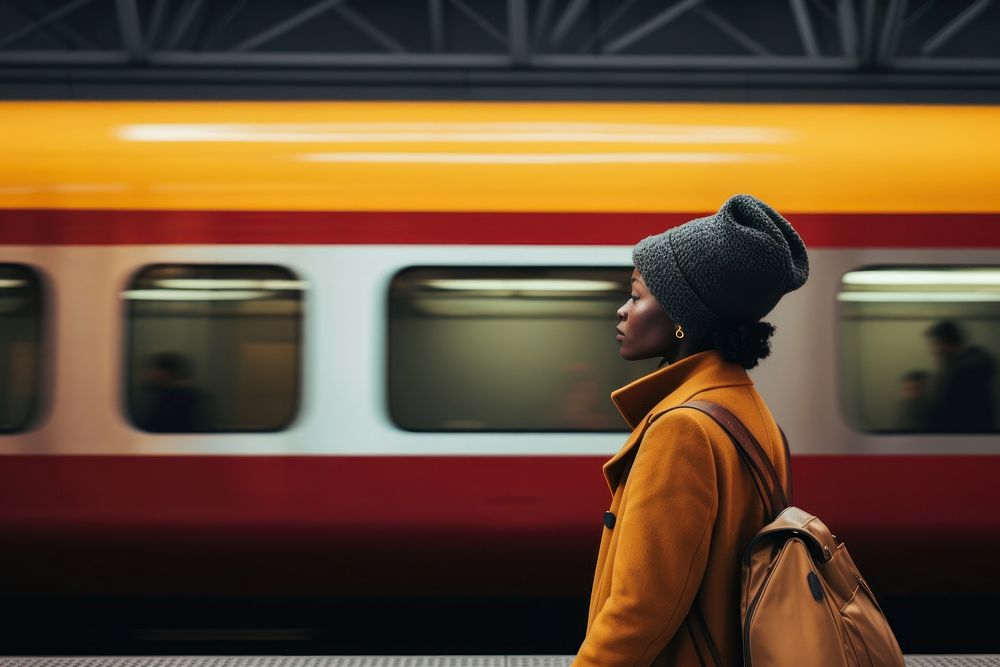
[778,426,793,504]
[678,400,790,521]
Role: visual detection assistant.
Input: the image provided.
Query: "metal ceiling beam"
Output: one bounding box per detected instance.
[145,0,170,50]
[694,6,771,57]
[877,0,909,66]
[448,0,505,46]
[115,0,144,62]
[231,0,346,52]
[507,0,529,65]
[904,0,937,28]
[204,0,252,50]
[429,0,446,52]
[604,0,703,55]
[7,0,95,49]
[0,50,127,65]
[806,0,836,22]
[921,0,993,56]
[533,54,857,69]
[789,0,821,58]
[580,0,640,52]
[164,0,206,51]
[6,63,997,85]
[861,0,877,63]
[126,50,867,70]
[0,0,93,50]
[0,0,998,82]
[334,4,405,53]
[531,0,555,46]
[151,52,511,68]
[837,0,858,58]
[549,0,589,50]
[895,57,1000,72]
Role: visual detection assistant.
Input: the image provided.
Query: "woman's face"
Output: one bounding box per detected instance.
[616,268,677,361]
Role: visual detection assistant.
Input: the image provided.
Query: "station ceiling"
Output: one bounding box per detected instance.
[0,0,998,101]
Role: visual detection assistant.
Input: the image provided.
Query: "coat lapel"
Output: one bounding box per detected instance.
[603,350,754,492]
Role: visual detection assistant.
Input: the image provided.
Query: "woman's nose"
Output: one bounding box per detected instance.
[617,303,627,320]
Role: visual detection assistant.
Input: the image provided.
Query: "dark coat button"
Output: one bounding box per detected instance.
[603,511,616,529]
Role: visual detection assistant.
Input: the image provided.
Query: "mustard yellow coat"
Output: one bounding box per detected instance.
[573,350,790,667]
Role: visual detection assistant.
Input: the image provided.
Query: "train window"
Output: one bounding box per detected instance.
[839,266,1000,434]
[0,265,43,433]
[124,265,304,433]
[388,267,658,431]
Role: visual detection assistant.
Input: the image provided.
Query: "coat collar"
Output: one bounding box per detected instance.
[603,350,753,491]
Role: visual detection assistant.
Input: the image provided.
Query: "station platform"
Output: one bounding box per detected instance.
[3,657,1000,666]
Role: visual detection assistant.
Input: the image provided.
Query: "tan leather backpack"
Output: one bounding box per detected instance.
[683,400,906,667]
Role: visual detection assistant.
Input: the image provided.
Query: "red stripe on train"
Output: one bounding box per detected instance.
[0,209,999,247]
[0,454,997,597]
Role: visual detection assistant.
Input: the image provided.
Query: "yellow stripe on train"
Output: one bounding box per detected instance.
[1,101,998,213]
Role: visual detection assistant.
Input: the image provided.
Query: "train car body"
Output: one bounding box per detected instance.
[0,101,998,653]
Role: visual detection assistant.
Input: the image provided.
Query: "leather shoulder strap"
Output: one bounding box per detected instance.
[778,426,793,504]
[677,400,790,520]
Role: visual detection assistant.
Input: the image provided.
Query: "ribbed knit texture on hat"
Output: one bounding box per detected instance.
[632,194,809,333]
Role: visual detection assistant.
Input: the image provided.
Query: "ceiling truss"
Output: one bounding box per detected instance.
[0,0,997,91]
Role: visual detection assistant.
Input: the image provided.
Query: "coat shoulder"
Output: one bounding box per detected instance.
[645,401,754,466]
[641,408,716,458]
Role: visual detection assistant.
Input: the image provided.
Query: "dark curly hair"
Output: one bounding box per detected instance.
[711,321,776,370]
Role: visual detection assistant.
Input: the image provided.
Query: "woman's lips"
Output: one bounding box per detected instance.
[616,329,624,341]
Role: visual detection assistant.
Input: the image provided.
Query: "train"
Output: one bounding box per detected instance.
[0,101,998,654]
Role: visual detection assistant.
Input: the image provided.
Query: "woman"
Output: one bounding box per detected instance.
[573,194,809,667]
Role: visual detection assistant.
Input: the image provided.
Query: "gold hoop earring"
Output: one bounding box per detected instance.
[675,324,685,339]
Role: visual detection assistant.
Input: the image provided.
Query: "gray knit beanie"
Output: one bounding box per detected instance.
[632,194,808,333]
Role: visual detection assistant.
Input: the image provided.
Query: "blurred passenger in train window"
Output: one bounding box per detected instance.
[134,352,205,432]
[924,321,997,433]
[897,370,930,431]
[556,361,620,430]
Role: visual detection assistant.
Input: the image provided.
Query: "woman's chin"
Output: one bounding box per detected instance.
[620,347,673,363]
[619,348,648,362]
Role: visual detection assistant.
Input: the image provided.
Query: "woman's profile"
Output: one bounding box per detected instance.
[573,194,809,666]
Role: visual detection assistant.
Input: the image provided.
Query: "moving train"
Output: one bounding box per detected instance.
[0,101,998,653]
